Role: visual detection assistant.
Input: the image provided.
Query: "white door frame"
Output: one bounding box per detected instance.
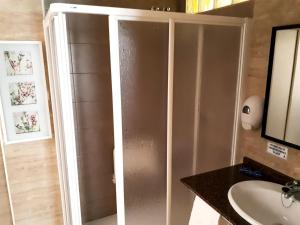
[108,15,176,225]
[43,4,249,225]
[107,16,126,225]
[44,13,82,225]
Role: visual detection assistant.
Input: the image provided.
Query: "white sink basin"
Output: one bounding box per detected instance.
[228,180,300,225]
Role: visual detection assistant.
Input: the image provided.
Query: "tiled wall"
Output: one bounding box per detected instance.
[0,1,63,225]
[67,14,116,222]
[237,0,300,179]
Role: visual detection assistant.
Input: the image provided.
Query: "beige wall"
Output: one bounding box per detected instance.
[237,0,300,179]
[0,1,63,225]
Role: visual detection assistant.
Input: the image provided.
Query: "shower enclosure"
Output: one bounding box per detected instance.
[44,3,248,225]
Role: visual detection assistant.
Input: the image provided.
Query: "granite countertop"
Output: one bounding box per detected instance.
[181,157,293,225]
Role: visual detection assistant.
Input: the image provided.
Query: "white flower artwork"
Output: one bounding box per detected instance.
[13,111,40,134]
[4,51,33,75]
[0,41,51,144]
[9,82,37,106]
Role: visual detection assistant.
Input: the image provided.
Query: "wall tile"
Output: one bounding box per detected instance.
[76,128,114,155]
[85,193,117,221]
[76,102,113,129]
[68,13,116,222]
[73,73,113,103]
[67,14,109,44]
[70,43,110,74]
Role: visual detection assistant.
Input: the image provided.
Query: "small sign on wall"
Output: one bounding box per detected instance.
[267,142,288,160]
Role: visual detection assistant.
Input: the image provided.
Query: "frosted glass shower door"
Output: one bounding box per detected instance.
[109,18,169,225]
[171,22,242,225]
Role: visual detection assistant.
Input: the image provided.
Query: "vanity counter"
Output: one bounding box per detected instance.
[181,157,292,225]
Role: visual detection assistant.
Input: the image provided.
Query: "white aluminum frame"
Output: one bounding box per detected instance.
[44,3,246,27]
[44,13,81,225]
[108,16,126,225]
[230,18,251,165]
[167,18,175,225]
[108,15,174,225]
[43,3,249,225]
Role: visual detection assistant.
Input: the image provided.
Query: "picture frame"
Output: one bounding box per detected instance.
[0,41,51,144]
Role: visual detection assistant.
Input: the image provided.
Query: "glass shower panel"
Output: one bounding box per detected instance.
[196,25,241,173]
[172,22,241,225]
[172,23,201,225]
[66,13,117,224]
[118,21,169,225]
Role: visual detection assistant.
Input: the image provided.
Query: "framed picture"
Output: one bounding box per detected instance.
[0,41,51,144]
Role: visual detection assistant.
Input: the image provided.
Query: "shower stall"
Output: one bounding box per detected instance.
[44,3,248,225]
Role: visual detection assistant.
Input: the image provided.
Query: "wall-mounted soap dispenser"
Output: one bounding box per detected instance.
[241,96,264,130]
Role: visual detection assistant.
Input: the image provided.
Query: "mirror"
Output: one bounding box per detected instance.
[262,24,300,149]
